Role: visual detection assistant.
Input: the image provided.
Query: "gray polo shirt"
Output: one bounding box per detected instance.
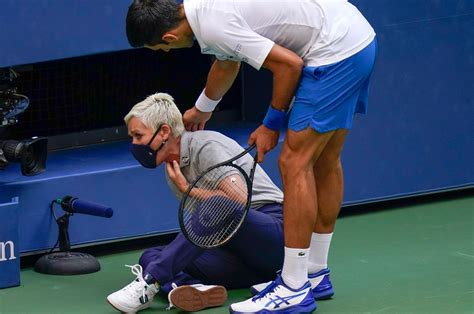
[166,131,283,209]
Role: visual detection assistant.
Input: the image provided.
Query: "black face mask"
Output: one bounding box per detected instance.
[130,125,166,169]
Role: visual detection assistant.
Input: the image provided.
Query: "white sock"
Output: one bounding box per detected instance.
[307,232,333,274]
[281,247,309,290]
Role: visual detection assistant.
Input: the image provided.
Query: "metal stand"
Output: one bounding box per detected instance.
[34,212,100,275]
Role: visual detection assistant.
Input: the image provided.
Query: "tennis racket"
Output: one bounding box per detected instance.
[179,144,257,248]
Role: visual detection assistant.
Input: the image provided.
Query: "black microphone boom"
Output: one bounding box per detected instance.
[55,196,113,218]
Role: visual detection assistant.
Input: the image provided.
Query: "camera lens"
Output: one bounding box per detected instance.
[22,145,37,172]
[0,137,48,176]
[1,140,23,161]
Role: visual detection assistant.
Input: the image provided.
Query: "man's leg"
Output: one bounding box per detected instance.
[279,127,335,289]
[313,129,347,234]
[248,131,347,300]
[229,129,333,314]
[307,129,348,299]
[308,129,348,272]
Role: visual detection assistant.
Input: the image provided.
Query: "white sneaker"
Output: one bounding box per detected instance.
[250,268,334,300]
[168,283,228,312]
[230,275,316,313]
[107,264,159,313]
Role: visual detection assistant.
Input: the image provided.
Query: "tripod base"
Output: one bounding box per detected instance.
[34,252,101,275]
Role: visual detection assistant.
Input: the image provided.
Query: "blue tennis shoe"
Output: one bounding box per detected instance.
[309,268,334,300]
[230,275,316,313]
[251,268,334,300]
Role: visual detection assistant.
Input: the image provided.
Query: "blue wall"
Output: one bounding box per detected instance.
[0,1,472,253]
[0,0,131,67]
[344,0,474,202]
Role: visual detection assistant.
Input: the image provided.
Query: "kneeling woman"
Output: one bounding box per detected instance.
[107,93,284,312]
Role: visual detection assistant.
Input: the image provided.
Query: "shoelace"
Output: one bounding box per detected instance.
[166,282,179,310]
[252,280,280,302]
[124,264,149,304]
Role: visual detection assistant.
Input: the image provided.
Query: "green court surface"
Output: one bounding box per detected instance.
[1,195,473,314]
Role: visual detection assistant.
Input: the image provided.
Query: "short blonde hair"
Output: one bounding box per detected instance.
[124,93,185,136]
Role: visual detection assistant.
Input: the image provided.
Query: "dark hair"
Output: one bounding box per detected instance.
[126,0,182,47]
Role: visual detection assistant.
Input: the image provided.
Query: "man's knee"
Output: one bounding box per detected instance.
[280,128,336,174]
[278,150,312,179]
[278,136,317,175]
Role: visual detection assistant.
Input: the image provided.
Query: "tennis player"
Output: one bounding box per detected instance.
[126,1,376,312]
[107,93,308,313]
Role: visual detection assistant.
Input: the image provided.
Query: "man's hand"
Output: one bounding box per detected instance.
[183,107,212,131]
[248,124,280,163]
[166,160,189,193]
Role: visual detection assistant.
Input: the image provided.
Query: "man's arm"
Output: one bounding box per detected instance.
[183,59,240,131]
[262,44,303,111]
[206,59,241,100]
[249,44,303,162]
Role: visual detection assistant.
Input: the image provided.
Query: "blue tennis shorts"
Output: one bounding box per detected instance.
[288,38,377,133]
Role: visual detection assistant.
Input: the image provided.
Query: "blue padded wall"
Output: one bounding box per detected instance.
[342,0,474,203]
[0,0,131,67]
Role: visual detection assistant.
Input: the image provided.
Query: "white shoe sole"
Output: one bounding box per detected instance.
[106,296,150,313]
[170,285,228,312]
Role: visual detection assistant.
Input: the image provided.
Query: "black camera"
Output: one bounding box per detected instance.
[0,68,48,176]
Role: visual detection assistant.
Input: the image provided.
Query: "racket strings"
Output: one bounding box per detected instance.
[185,165,247,210]
[182,165,249,246]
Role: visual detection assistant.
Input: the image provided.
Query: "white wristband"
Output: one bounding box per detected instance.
[195,90,221,112]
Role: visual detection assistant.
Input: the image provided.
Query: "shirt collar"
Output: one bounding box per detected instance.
[179,131,191,167]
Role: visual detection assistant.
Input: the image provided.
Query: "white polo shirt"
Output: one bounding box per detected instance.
[184,0,375,69]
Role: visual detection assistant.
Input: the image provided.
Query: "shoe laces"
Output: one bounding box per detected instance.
[252,280,280,302]
[166,282,179,310]
[123,264,149,303]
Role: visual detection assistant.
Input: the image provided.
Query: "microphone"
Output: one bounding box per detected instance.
[54,196,113,218]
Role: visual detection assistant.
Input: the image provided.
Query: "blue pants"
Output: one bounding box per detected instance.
[139,203,283,294]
